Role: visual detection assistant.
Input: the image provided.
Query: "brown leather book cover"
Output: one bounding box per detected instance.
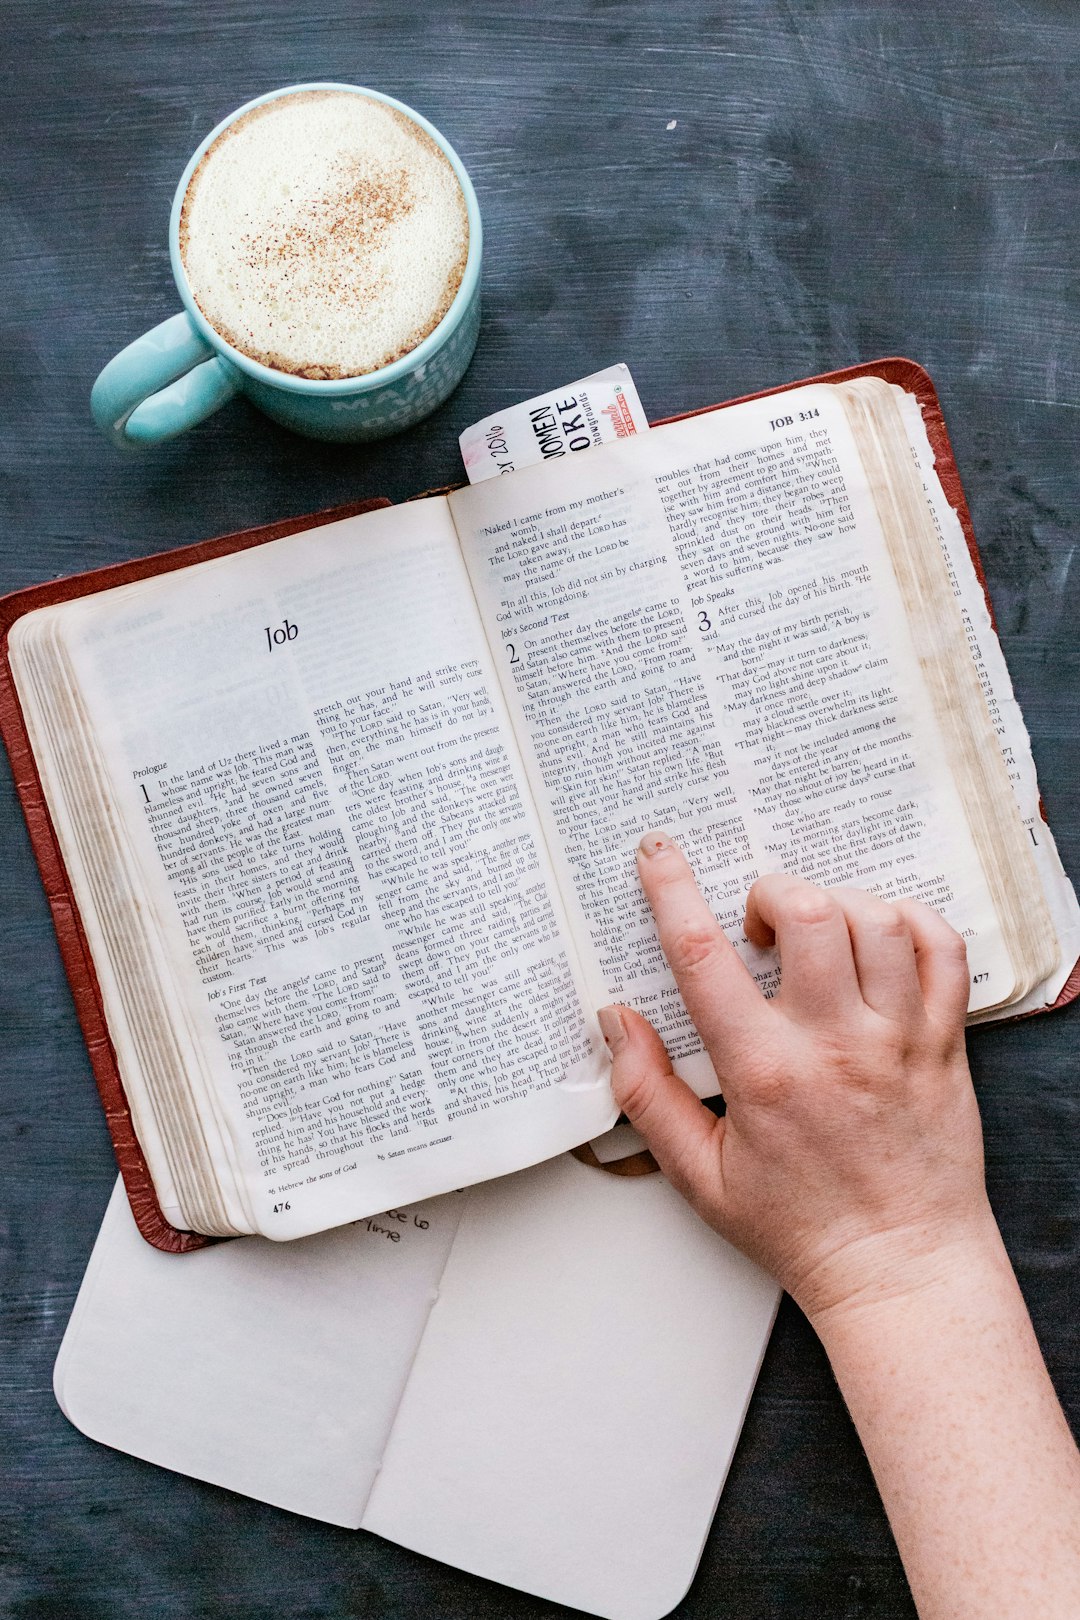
[1,360,1073,1253]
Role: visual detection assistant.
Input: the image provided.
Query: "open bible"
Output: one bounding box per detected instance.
[6,360,1078,1246]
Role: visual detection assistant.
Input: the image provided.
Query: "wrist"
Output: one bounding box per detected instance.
[796,1202,1009,1344]
[803,1206,1080,1620]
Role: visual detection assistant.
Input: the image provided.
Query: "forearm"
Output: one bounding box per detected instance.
[606,843,1080,1612]
[811,1222,1080,1620]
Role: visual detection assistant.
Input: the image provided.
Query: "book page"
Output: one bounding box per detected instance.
[894,389,1080,1009]
[450,385,1014,1085]
[22,501,612,1237]
[55,1179,465,1527]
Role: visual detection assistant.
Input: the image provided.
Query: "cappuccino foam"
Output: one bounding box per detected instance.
[179,90,469,380]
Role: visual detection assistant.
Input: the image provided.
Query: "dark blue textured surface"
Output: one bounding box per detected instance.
[2,4,1079,1615]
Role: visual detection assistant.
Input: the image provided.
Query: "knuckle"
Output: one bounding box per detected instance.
[840,887,906,936]
[895,897,932,924]
[937,928,969,964]
[783,888,839,929]
[874,908,910,942]
[931,1023,968,1065]
[874,1018,918,1065]
[843,1075,901,1121]
[666,920,726,978]
[899,900,968,960]
[673,1123,724,1205]
[741,1059,794,1111]
[612,1064,656,1126]
[841,1012,924,1086]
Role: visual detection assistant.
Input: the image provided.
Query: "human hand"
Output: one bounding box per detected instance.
[599,831,997,1325]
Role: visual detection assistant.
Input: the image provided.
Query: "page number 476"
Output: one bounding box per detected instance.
[272,1202,291,1213]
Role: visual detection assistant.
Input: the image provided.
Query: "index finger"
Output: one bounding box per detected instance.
[636,829,769,1055]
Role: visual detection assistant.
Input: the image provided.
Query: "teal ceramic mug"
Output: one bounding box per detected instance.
[91,83,482,448]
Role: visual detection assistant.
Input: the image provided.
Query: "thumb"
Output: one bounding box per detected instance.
[598,1005,724,1207]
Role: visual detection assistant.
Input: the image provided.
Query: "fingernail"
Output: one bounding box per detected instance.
[597,1006,627,1052]
[639,828,675,858]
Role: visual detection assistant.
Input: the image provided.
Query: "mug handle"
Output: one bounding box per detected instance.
[91,312,242,448]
